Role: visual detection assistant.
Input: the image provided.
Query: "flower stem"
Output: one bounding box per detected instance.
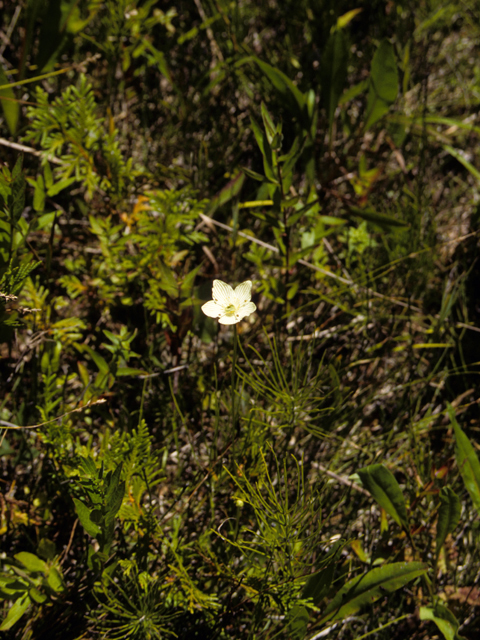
[232,324,238,433]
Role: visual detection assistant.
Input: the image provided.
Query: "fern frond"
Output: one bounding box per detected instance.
[0,260,41,295]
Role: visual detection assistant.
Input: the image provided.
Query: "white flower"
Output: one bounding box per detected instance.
[202,280,256,325]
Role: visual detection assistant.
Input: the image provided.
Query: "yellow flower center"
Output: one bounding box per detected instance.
[224,303,236,316]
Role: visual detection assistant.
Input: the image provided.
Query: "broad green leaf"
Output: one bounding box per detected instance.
[364,39,398,131]
[448,404,480,515]
[47,567,65,593]
[320,215,345,226]
[81,345,109,376]
[436,487,460,556]
[15,552,47,573]
[37,538,56,562]
[287,281,299,299]
[351,539,369,563]
[73,498,101,538]
[420,603,466,640]
[321,30,349,130]
[158,262,178,298]
[80,455,98,478]
[347,205,408,229]
[253,57,305,117]
[33,175,45,213]
[0,64,19,134]
[46,176,76,197]
[29,587,47,603]
[357,464,408,529]
[0,576,28,597]
[180,263,202,298]
[318,561,428,625]
[286,605,309,640]
[0,593,31,630]
[44,162,53,190]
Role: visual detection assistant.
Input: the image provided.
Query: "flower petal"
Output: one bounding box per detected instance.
[218,313,239,325]
[201,300,223,318]
[212,280,234,305]
[234,280,252,303]
[236,301,256,321]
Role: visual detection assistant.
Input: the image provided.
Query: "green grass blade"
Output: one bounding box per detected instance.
[448,404,480,515]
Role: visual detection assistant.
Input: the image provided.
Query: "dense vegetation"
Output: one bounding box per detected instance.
[1,1,479,638]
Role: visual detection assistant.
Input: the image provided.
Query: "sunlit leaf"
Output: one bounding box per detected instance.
[318,562,428,625]
[73,498,101,538]
[449,404,480,515]
[336,8,363,30]
[14,552,47,574]
[357,464,408,529]
[420,603,466,640]
[0,594,31,630]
